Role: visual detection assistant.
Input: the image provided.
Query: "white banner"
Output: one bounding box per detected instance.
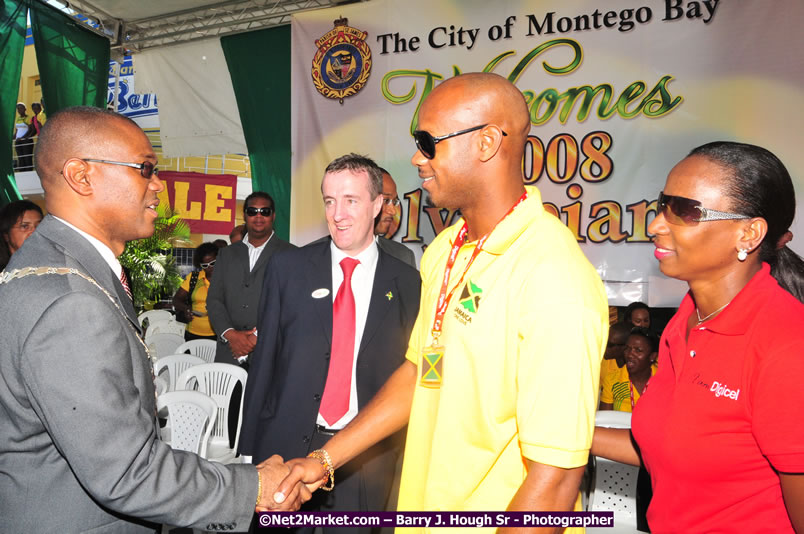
[134,39,248,158]
[291,0,804,306]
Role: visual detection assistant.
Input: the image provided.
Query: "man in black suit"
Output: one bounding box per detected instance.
[207,192,295,364]
[240,154,420,530]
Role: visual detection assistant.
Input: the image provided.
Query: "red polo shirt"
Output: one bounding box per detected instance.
[632,263,804,533]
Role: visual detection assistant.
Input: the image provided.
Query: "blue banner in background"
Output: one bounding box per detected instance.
[108,56,159,121]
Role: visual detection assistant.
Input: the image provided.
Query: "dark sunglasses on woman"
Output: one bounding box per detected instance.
[657,191,750,226]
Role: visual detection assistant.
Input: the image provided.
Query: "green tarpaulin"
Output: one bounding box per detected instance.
[29,0,110,114]
[221,26,291,241]
[0,0,27,205]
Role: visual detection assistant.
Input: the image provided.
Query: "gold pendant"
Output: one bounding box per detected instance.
[420,345,444,388]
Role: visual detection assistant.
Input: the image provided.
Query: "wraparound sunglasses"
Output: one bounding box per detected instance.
[657,191,750,225]
[413,124,507,159]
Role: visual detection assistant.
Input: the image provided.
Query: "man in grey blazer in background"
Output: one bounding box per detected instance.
[0,107,308,533]
[207,192,295,364]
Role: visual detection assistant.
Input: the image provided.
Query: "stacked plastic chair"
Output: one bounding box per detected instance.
[176,363,247,464]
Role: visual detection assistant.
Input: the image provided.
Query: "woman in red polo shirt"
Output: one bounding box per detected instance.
[593,141,804,533]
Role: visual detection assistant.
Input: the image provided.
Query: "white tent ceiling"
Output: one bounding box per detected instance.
[59,0,360,53]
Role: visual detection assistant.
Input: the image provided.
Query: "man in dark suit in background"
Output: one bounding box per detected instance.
[0,107,306,533]
[240,154,420,531]
[207,192,295,364]
[374,168,416,269]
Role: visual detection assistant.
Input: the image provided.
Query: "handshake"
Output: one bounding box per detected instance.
[254,453,335,512]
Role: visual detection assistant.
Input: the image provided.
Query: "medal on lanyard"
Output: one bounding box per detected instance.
[420,192,528,388]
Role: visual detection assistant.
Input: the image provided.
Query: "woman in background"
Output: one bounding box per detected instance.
[593,141,804,532]
[173,242,218,341]
[624,301,651,329]
[599,327,658,412]
[0,200,43,270]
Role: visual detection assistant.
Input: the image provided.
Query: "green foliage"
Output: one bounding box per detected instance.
[119,206,190,311]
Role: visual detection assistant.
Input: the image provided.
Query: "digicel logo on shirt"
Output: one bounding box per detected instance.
[710,381,740,400]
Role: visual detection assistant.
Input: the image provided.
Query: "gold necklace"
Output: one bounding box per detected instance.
[695,301,730,325]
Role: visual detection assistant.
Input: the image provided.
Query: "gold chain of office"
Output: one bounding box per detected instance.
[0,266,157,372]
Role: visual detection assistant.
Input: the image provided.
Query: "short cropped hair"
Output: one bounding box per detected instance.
[34,106,138,177]
[243,191,275,213]
[629,326,660,354]
[324,153,383,199]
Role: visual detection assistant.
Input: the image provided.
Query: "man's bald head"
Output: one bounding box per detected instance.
[34,106,162,255]
[412,73,531,236]
[34,106,141,188]
[420,73,530,159]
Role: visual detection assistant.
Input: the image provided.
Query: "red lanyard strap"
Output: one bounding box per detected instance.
[430,192,528,343]
[629,380,636,411]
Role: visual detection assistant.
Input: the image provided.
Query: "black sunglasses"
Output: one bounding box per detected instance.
[657,192,750,226]
[82,158,159,178]
[413,124,507,160]
[245,206,274,217]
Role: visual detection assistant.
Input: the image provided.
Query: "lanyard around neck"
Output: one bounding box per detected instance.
[430,192,528,344]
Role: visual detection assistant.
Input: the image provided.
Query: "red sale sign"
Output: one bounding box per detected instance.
[157,171,237,235]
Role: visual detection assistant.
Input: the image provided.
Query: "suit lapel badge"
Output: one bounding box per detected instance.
[386,291,393,301]
[312,288,330,299]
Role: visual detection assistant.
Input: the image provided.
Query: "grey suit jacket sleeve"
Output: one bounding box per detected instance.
[206,244,237,337]
[20,290,257,529]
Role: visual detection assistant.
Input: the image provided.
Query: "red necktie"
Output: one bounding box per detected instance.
[120,270,133,301]
[320,257,360,426]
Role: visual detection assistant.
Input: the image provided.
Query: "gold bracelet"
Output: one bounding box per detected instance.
[256,469,263,507]
[307,449,335,491]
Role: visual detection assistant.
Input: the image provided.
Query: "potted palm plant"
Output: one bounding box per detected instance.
[119,206,190,312]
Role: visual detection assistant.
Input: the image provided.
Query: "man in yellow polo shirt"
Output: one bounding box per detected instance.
[276,73,608,532]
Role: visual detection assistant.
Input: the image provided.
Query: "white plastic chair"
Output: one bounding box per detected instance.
[154,354,206,392]
[138,309,173,328]
[174,339,217,363]
[147,333,186,360]
[154,375,169,397]
[587,411,640,533]
[157,390,218,534]
[157,390,217,457]
[145,318,186,338]
[176,363,248,464]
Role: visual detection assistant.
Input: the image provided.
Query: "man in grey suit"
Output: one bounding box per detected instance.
[0,107,307,533]
[207,192,295,364]
[374,169,416,269]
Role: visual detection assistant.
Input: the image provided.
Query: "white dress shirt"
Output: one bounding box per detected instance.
[220,231,274,343]
[316,240,379,429]
[53,216,123,279]
[243,231,273,271]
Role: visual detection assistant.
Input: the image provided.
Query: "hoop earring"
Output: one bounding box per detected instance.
[737,249,748,262]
